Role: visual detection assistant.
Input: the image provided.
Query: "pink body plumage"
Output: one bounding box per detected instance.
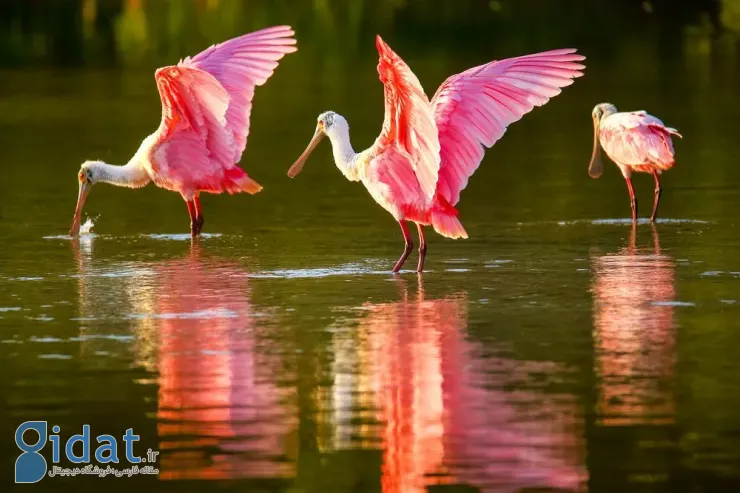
[597,111,682,177]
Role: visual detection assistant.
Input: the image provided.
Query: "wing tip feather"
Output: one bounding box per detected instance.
[376,34,385,51]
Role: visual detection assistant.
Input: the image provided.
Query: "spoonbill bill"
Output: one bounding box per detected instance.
[588,103,682,223]
[288,36,584,272]
[69,26,297,237]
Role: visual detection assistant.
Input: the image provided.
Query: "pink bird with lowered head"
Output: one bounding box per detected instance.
[288,36,585,273]
[588,103,682,223]
[69,26,297,237]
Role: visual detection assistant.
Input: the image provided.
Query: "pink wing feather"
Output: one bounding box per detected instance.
[431,49,585,205]
[180,25,297,163]
[154,66,237,192]
[151,26,296,195]
[599,111,682,170]
[372,35,441,203]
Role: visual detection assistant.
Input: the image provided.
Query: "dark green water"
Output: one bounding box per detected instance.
[1,1,740,492]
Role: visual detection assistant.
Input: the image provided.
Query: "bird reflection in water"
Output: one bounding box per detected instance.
[72,239,296,480]
[153,245,296,480]
[328,276,588,493]
[591,224,676,426]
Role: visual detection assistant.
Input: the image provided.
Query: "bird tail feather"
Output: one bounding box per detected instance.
[431,210,468,239]
[224,167,263,195]
[238,175,263,194]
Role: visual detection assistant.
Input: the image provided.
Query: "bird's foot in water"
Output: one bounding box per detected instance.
[191,216,205,236]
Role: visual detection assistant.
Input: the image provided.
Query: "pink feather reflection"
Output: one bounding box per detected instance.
[70,242,296,480]
[591,226,676,426]
[152,252,296,480]
[330,280,588,493]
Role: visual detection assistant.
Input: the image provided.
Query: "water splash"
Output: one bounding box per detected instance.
[43,215,98,240]
[79,217,96,235]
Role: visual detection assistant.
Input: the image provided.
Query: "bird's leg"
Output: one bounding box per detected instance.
[193,195,205,235]
[650,171,662,223]
[186,200,198,237]
[416,223,427,273]
[392,221,413,273]
[625,177,638,223]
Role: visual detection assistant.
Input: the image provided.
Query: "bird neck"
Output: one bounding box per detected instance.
[93,161,151,189]
[326,126,361,181]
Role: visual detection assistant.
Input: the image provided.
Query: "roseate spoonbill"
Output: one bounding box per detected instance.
[69,26,297,237]
[288,36,584,272]
[588,103,682,223]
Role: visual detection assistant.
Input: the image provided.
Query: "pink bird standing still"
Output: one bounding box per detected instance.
[69,26,297,237]
[288,36,585,272]
[588,103,682,223]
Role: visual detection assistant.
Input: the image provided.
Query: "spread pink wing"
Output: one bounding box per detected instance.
[179,26,297,163]
[599,112,682,169]
[154,65,242,193]
[431,49,585,205]
[371,35,441,203]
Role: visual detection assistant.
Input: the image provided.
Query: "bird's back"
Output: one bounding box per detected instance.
[599,112,680,171]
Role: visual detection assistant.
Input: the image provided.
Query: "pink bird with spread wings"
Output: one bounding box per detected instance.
[288,36,585,272]
[69,26,297,237]
[588,103,682,223]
